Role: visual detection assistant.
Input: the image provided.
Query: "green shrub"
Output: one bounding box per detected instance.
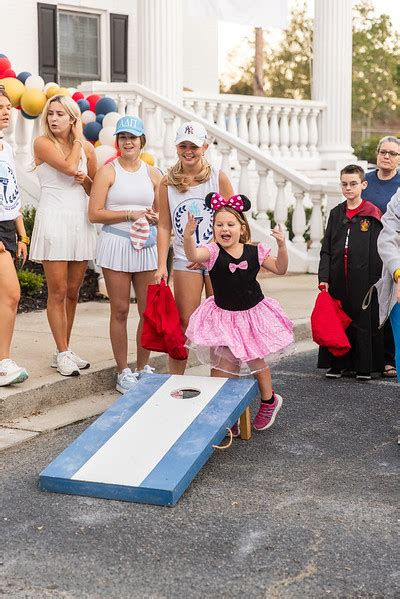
[353,136,381,163]
[17,269,44,296]
[20,205,36,239]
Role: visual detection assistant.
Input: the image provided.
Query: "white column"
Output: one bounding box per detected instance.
[137,0,183,104]
[312,0,355,168]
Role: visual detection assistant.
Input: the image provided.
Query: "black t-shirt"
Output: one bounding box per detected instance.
[209,243,264,311]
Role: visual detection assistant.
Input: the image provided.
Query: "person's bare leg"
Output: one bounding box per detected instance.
[0,251,20,360]
[253,363,273,399]
[102,268,132,372]
[132,270,155,371]
[169,270,205,374]
[42,261,69,352]
[65,261,88,345]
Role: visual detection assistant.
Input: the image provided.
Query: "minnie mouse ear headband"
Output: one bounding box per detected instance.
[205,192,251,213]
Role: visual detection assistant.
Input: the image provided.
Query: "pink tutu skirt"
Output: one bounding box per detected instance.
[185,296,295,375]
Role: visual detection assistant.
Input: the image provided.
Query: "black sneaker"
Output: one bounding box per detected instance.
[325,368,342,379]
[356,372,371,381]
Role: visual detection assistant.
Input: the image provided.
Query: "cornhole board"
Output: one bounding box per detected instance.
[39,374,258,506]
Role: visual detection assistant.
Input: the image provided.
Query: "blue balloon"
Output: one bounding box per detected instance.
[96,113,105,125]
[77,99,90,113]
[95,96,117,115]
[83,121,102,142]
[21,109,38,120]
[17,71,32,84]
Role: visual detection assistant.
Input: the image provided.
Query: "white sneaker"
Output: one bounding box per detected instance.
[116,368,139,394]
[51,349,90,370]
[0,359,29,386]
[56,351,80,377]
[136,364,155,378]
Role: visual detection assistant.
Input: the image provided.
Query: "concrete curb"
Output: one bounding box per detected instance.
[0,319,311,422]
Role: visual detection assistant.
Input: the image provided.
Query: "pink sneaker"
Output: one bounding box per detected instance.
[253,394,283,431]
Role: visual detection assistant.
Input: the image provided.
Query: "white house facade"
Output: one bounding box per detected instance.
[2,0,356,273]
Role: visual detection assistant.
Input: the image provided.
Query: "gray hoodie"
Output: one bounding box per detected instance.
[375,190,400,325]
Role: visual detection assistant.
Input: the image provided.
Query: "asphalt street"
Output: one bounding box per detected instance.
[0,350,398,599]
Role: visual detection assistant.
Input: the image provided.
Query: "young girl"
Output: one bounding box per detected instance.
[183,192,294,432]
[30,95,97,377]
[89,116,161,394]
[154,121,233,374]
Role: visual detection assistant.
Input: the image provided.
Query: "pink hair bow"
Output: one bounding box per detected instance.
[210,193,245,212]
[228,260,248,273]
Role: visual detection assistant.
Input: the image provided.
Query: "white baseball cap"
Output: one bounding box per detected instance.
[175,121,208,147]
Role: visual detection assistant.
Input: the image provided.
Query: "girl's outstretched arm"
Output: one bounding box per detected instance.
[262,225,288,275]
[183,213,211,263]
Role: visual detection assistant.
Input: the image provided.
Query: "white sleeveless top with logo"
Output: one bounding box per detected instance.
[0,141,21,221]
[168,166,219,262]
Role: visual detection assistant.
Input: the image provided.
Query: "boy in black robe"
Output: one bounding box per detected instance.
[318,164,384,379]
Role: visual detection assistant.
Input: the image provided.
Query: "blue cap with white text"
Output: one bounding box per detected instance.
[114,116,145,136]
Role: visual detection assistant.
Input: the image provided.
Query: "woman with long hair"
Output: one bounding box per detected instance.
[0,85,29,386]
[154,120,234,374]
[30,95,97,376]
[89,116,161,394]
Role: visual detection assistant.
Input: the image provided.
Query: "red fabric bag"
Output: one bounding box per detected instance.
[141,280,188,360]
[311,289,352,357]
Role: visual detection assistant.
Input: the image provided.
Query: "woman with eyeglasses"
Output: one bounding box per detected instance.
[0,85,29,386]
[29,95,97,377]
[362,135,400,378]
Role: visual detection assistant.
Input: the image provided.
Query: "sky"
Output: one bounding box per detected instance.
[218,0,400,74]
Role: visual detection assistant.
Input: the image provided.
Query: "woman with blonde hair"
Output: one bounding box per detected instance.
[0,85,29,385]
[154,120,233,374]
[30,95,97,376]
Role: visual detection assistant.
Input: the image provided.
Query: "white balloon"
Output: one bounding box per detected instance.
[95,145,117,167]
[98,126,115,147]
[68,87,77,96]
[102,111,120,129]
[81,110,96,124]
[25,75,45,90]
[44,81,59,93]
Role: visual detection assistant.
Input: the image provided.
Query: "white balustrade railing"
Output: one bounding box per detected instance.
[6,81,339,273]
[183,92,326,165]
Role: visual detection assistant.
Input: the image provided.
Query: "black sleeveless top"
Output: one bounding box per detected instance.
[209,243,264,311]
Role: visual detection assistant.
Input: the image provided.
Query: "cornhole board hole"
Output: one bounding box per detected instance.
[39,374,258,506]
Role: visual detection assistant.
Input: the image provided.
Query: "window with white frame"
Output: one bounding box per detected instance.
[58,10,101,88]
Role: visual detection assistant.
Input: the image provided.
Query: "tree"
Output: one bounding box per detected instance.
[265,2,312,99]
[219,0,400,130]
[220,1,312,98]
[352,1,400,128]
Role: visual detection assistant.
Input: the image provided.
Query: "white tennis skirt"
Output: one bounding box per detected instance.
[96,225,157,273]
[30,208,97,262]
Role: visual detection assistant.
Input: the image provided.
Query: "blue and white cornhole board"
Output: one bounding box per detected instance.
[39,374,258,506]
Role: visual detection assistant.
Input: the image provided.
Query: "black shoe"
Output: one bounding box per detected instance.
[356,372,371,381]
[325,368,342,379]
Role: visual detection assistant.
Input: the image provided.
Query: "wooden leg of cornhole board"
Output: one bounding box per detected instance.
[239,407,252,440]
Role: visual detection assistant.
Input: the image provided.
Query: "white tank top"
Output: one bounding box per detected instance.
[106,160,155,232]
[0,140,21,221]
[168,165,219,261]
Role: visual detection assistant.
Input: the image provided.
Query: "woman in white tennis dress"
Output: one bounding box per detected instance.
[30,95,97,377]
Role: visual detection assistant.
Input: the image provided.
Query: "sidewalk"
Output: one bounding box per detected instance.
[0,273,318,446]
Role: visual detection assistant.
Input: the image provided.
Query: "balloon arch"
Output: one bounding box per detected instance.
[0,54,155,167]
